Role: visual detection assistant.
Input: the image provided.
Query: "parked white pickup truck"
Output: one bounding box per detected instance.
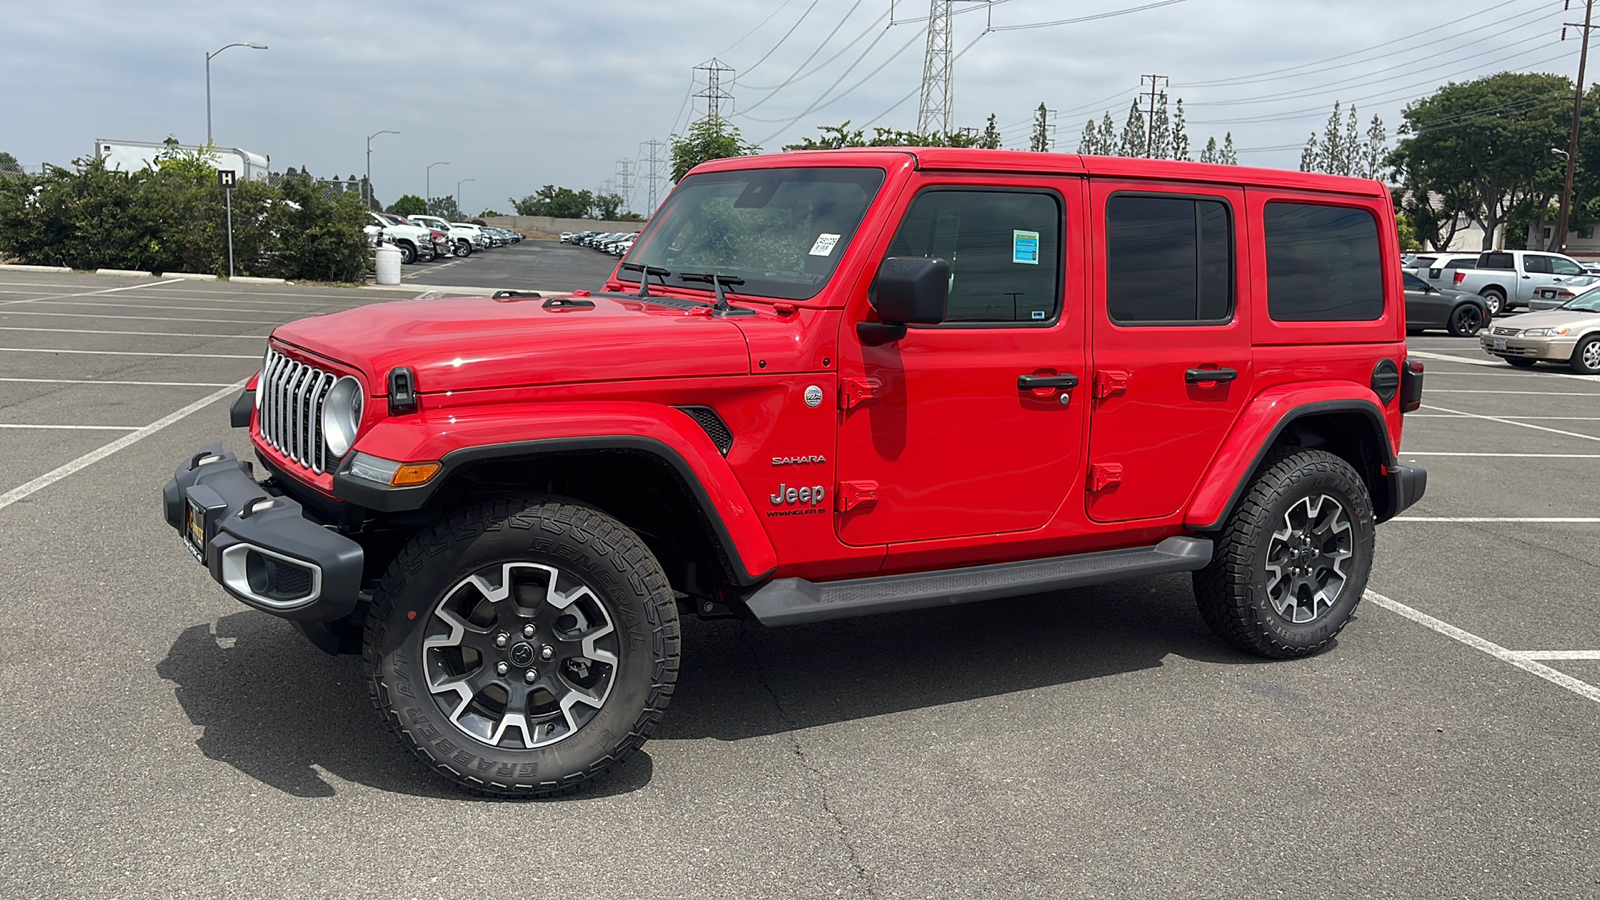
[1448,249,1588,316]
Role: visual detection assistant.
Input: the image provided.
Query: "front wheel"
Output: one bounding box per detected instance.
[1447,304,1485,337]
[454,240,473,258]
[1192,449,1375,659]
[397,242,418,265]
[365,496,680,797]
[1571,335,1600,374]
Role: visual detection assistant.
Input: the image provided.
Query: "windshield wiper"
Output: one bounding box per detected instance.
[619,262,670,297]
[678,272,755,316]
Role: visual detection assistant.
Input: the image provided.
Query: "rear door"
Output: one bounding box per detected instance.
[1086,181,1251,523]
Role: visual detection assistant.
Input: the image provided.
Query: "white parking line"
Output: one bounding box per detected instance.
[1392,516,1600,522]
[0,326,268,339]
[0,379,247,512]
[1365,590,1600,705]
[1409,415,1600,420]
[27,299,343,316]
[1409,349,1600,381]
[0,309,282,325]
[0,347,257,359]
[0,278,185,307]
[1423,404,1600,442]
[0,423,139,431]
[1426,389,1600,396]
[0,377,235,387]
[1399,452,1600,458]
[1513,651,1600,660]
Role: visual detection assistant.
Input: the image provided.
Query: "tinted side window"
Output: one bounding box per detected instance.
[1402,272,1428,291]
[887,189,1061,324]
[1264,202,1384,322]
[1480,252,1514,270]
[1524,255,1552,274]
[1105,195,1233,324]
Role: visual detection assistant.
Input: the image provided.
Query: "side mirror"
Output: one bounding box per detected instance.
[862,256,949,344]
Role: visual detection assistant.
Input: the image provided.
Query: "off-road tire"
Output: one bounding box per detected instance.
[364,495,680,798]
[1570,335,1600,374]
[1192,449,1375,659]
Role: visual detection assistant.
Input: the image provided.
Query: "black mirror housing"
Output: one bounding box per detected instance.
[871,256,950,325]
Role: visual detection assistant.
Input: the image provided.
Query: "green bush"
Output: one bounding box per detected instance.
[0,149,370,281]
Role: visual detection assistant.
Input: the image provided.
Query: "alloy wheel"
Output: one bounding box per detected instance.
[1264,494,1354,625]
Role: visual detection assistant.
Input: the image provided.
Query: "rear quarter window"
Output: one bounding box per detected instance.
[1264,202,1384,322]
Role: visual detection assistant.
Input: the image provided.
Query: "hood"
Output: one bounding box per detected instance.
[1497,308,1600,330]
[272,292,752,394]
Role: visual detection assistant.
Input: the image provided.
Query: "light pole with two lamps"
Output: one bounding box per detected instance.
[205,42,268,145]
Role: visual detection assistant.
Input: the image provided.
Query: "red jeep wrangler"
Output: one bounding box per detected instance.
[164,149,1426,796]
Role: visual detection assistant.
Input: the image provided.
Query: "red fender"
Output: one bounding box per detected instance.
[1184,382,1395,530]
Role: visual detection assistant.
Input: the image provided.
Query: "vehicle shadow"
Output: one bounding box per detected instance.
[657,573,1273,742]
[155,613,654,800]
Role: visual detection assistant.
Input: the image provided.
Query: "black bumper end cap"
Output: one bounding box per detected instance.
[1381,464,1427,522]
[229,390,254,428]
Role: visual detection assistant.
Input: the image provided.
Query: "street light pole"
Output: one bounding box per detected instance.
[1556,0,1596,253]
[205,42,267,146]
[456,178,475,215]
[365,130,399,210]
[426,161,450,212]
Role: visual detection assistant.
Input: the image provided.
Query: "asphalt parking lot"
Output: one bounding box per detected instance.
[1,270,1597,898]
[401,237,620,293]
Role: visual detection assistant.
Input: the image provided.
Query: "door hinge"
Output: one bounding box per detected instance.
[1093,370,1130,400]
[837,480,879,512]
[1087,463,1123,493]
[839,377,882,411]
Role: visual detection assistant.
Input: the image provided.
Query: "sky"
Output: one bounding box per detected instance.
[0,0,1582,215]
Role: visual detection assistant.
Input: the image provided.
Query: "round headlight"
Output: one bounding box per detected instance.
[322,376,363,458]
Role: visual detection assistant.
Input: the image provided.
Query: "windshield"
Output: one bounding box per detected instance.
[618,166,886,301]
[1563,290,1600,311]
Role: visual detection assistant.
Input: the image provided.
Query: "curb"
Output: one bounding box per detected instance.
[0,264,73,274]
[228,275,290,285]
[166,272,220,281]
[94,268,157,278]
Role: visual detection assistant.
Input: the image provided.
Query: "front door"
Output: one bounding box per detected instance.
[1086,181,1252,523]
[835,178,1087,547]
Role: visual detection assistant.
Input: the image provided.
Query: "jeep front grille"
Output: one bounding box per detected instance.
[258,348,337,474]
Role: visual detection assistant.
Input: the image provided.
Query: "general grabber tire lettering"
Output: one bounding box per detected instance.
[364,495,680,798]
[1192,449,1375,659]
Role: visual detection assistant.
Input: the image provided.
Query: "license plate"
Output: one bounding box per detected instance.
[184,498,206,557]
[1538,289,1553,299]
[1493,338,1508,351]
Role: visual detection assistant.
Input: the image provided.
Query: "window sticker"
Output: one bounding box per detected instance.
[809,233,841,256]
[1012,229,1040,265]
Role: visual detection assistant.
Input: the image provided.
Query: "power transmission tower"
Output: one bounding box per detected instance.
[694,58,736,123]
[1556,0,1597,252]
[915,0,990,136]
[615,159,635,210]
[1141,74,1168,158]
[640,139,665,212]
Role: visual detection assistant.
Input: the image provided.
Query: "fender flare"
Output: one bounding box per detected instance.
[331,401,779,585]
[1184,385,1398,531]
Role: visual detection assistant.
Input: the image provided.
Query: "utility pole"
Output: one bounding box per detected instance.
[615,159,635,211]
[693,58,736,123]
[1556,0,1596,253]
[915,0,990,136]
[1141,73,1169,159]
[640,139,665,213]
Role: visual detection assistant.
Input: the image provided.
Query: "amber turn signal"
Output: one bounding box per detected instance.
[390,462,441,487]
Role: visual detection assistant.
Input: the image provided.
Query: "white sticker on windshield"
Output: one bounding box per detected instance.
[809,233,841,257]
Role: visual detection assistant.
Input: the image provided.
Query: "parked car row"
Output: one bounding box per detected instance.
[562,230,639,256]
[365,212,523,265]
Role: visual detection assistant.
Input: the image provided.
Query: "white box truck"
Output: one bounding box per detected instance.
[94,139,269,181]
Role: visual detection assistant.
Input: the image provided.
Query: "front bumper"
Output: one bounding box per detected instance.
[1480,334,1578,362]
[162,444,364,622]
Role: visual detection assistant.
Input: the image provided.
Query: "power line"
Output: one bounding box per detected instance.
[751,21,929,141]
[734,0,820,81]
[717,0,797,57]
[735,1,874,101]
[987,0,1187,31]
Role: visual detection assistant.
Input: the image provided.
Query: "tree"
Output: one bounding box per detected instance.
[1219,133,1238,165]
[1147,91,1173,160]
[0,152,21,175]
[592,192,625,220]
[509,185,594,218]
[1030,103,1050,152]
[427,196,461,220]
[670,117,759,182]
[391,194,427,216]
[1172,100,1191,162]
[782,121,990,151]
[479,209,504,218]
[1200,136,1220,164]
[980,114,1002,150]
[1117,100,1147,158]
[1390,72,1571,250]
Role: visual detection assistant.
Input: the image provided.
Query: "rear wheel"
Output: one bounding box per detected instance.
[454,240,473,258]
[1480,288,1505,317]
[1447,304,1485,337]
[365,496,680,797]
[1571,335,1600,374]
[1193,449,1375,659]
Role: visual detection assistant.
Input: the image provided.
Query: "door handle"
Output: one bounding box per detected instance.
[1018,373,1080,391]
[1185,367,1238,384]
